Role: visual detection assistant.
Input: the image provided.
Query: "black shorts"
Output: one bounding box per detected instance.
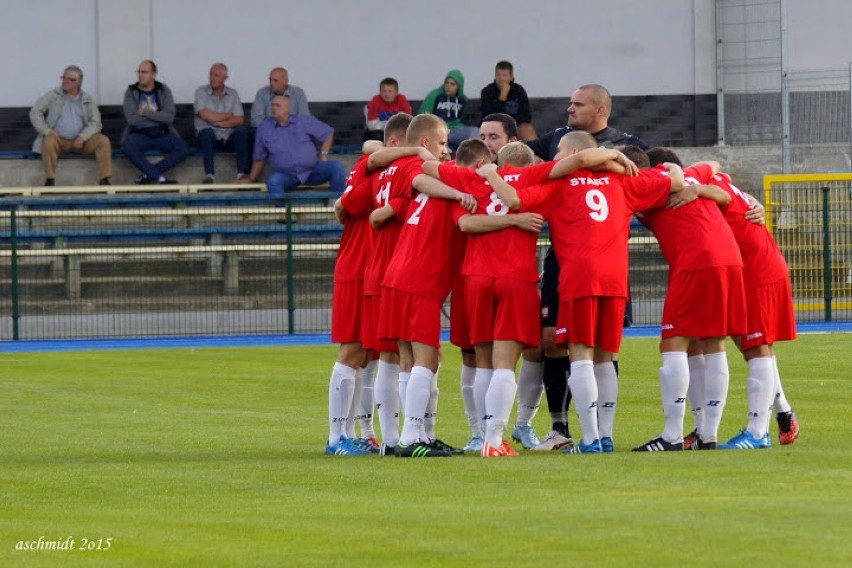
[540,247,560,328]
[539,246,634,328]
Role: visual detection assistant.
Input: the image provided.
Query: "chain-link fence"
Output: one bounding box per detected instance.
[0,194,340,340]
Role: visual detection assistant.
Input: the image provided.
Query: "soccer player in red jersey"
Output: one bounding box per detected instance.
[325,139,383,456]
[425,137,635,455]
[490,131,683,454]
[701,171,799,448]
[371,114,480,457]
[337,113,439,454]
[630,147,747,451]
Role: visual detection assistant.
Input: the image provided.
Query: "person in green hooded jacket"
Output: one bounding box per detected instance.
[417,70,480,149]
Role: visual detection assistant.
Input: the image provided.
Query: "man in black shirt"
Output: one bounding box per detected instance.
[480,61,537,141]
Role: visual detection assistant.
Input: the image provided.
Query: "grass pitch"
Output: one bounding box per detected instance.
[1,334,850,567]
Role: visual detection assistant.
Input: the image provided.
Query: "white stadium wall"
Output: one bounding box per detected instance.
[3,0,852,107]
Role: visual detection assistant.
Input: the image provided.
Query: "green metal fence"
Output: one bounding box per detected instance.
[2,184,847,341]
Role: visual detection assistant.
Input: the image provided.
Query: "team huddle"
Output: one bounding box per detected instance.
[325,84,800,458]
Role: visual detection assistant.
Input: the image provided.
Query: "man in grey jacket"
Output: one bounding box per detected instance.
[122,60,190,184]
[29,65,112,186]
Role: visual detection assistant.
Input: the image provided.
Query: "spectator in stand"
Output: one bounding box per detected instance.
[480,60,537,141]
[193,62,251,183]
[241,95,344,196]
[29,65,112,186]
[417,70,480,150]
[364,77,412,142]
[121,60,189,185]
[250,67,310,127]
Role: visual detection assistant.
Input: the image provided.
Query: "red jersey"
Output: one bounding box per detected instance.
[710,172,789,286]
[361,155,420,295]
[637,164,742,275]
[335,154,375,283]
[519,168,672,301]
[382,190,466,302]
[439,162,554,282]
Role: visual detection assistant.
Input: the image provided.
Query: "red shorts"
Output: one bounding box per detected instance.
[661,265,747,339]
[378,287,443,349]
[740,277,797,350]
[331,280,362,344]
[465,275,540,348]
[450,275,472,350]
[361,293,398,354]
[555,296,626,353]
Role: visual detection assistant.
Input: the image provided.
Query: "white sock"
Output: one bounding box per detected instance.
[374,360,400,447]
[473,368,493,438]
[746,357,775,439]
[515,360,544,427]
[399,366,432,446]
[397,371,411,429]
[771,355,793,413]
[460,364,480,437]
[568,360,599,445]
[345,371,363,439]
[594,362,618,440]
[687,354,705,435]
[358,359,378,439]
[423,371,439,442]
[701,352,729,443]
[484,369,517,447]
[659,351,689,443]
[328,362,356,445]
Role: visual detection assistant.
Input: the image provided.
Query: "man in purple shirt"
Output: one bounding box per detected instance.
[241,95,345,196]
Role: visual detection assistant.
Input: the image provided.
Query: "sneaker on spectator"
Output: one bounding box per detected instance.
[203,173,215,184]
[532,430,573,451]
[134,174,150,185]
[777,411,799,445]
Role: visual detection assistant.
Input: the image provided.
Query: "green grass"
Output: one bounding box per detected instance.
[1,335,850,567]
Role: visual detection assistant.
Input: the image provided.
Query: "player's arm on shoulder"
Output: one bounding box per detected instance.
[458,212,544,234]
[421,160,441,180]
[367,147,418,171]
[688,160,721,177]
[697,184,732,205]
[662,163,685,191]
[476,163,521,210]
[744,194,766,225]
[334,197,348,223]
[369,204,396,229]
[412,174,476,212]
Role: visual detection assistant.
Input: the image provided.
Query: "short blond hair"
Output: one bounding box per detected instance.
[406,114,446,145]
[497,141,534,167]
